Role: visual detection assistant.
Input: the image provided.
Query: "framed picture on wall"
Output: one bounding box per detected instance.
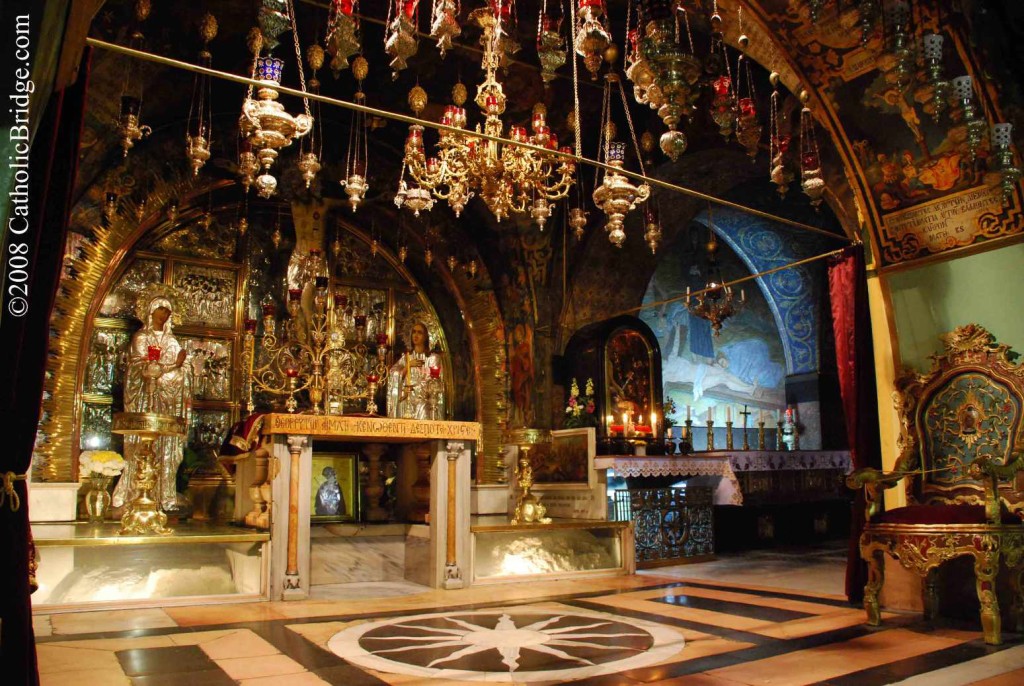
[310,452,359,522]
[532,428,596,490]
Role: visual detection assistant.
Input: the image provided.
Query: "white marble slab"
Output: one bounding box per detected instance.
[309,535,405,585]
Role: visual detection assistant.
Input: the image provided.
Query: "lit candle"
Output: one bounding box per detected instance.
[650,411,658,437]
[606,414,614,431]
[707,407,713,422]
[429,364,441,379]
[686,404,692,420]
[622,412,629,431]
[776,409,782,423]
[726,406,732,422]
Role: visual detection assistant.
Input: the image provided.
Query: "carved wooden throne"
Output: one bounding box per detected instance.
[848,324,1024,645]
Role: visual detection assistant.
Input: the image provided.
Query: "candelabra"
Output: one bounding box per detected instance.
[243,254,391,415]
[725,420,734,450]
[706,419,715,451]
[757,419,766,450]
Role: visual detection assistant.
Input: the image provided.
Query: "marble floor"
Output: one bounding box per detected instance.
[33,544,1024,685]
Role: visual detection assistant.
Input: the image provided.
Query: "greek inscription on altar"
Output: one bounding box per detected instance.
[262,413,481,441]
[881,185,1008,262]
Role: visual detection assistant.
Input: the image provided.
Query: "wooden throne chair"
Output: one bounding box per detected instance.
[848,324,1024,645]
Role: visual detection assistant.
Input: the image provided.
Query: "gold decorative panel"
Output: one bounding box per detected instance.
[178,336,234,401]
[99,258,163,319]
[189,409,232,454]
[172,263,237,329]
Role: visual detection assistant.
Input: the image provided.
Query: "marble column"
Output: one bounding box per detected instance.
[443,441,465,589]
[284,434,307,593]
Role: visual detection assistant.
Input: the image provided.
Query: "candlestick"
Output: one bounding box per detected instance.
[684,418,693,444]
[777,421,785,450]
[725,420,734,450]
[757,420,766,450]
[706,419,715,451]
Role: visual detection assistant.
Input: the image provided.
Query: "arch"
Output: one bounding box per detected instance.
[694,206,822,375]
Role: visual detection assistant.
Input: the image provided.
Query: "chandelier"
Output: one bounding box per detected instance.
[243,250,392,415]
[401,6,576,224]
[686,222,744,336]
[238,0,314,199]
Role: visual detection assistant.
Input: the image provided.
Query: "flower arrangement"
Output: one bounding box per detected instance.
[79,450,126,479]
[661,397,679,427]
[564,377,597,428]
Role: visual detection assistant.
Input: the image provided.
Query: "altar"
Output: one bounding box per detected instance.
[257,413,482,600]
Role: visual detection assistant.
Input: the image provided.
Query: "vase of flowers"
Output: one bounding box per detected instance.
[79,450,125,523]
[564,377,597,429]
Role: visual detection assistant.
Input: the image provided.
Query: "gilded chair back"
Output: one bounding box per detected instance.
[893,325,1024,515]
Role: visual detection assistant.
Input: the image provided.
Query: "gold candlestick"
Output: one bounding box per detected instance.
[725,421,734,450]
[776,421,784,450]
[757,420,766,450]
[706,420,715,451]
[739,406,751,450]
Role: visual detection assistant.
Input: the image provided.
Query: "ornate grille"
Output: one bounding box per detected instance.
[613,487,714,566]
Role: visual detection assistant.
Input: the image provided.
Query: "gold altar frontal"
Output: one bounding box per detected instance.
[257,414,482,600]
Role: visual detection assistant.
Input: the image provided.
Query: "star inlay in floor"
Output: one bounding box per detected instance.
[327,608,685,682]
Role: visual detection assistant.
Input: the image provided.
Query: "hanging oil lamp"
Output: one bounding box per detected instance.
[239,1,315,199]
[592,74,651,247]
[297,44,325,189]
[922,34,950,123]
[325,0,360,75]
[115,0,153,158]
[734,53,762,160]
[430,0,461,58]
[883,0,912,90]
[858,0,879,45]
[573,0,611,80]
[340,56,371,211]
[185,13,217,176]
[768,73,793,198]
[643,203,662,255]
[385,0,420,78]
[992,123,1022,205]
[708,13,737,143]
[536,4,566,87]
[952,75,987,163]
[799,104,826,207]
[237,136,260,193]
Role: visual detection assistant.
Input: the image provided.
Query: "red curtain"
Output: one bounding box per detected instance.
[0,50,89,685]
[828,245,882,603]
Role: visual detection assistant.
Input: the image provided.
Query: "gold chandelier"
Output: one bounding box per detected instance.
[401,6,576,224]
[685,224,744,336]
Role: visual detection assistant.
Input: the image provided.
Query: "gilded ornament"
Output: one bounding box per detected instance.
[198,12,219,44]
[352,55,369,81]
[451,80,467,106]
[408,85,428,115]
[306,43,325,71]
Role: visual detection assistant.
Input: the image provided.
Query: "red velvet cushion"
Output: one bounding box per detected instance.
[877,504,1020,525]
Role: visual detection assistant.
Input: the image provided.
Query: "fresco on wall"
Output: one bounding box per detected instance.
[757,0,1022,267]
[640,234,786,424]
